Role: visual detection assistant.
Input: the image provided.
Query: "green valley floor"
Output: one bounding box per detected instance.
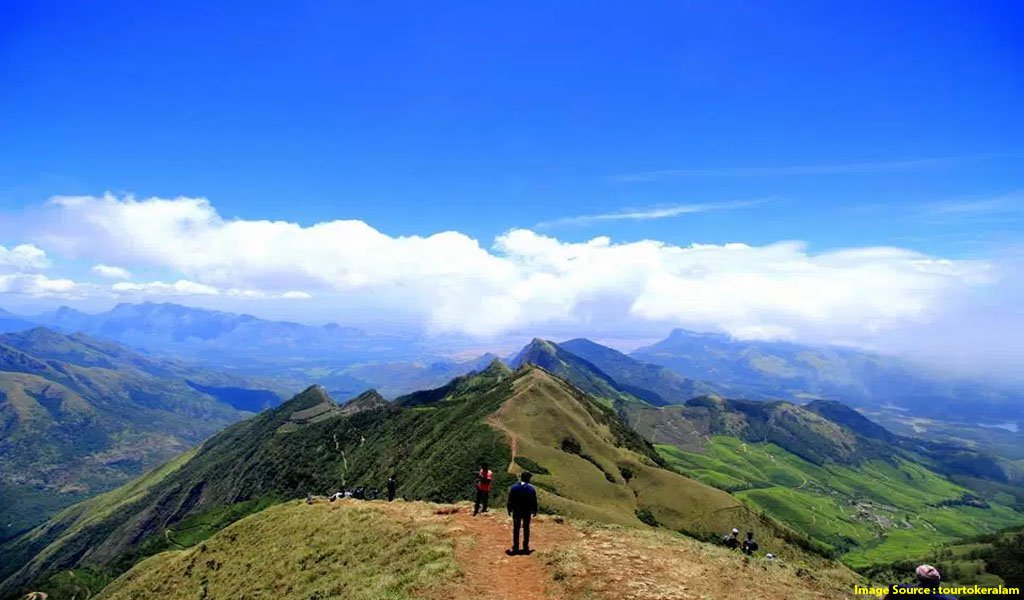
[657,436,1024,569]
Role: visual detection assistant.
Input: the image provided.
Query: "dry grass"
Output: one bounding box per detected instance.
[93,498,864,600]
[543,522,861,600]
[97,501,459,600]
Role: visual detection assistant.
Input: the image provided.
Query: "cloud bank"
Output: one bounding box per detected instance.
[9,193,998,346]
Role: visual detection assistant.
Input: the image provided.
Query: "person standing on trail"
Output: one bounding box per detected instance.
[473,463,493,516]
[722,528,740,549]
[506,471,539,555]
[387,475,398,502]
[741,531,758,555]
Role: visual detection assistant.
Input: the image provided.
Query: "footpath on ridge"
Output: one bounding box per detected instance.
[394,501,855,600]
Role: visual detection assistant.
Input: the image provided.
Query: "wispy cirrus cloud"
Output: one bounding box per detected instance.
[922,190,1024,216]
[534,199,765,229]
[611,154,1017,182]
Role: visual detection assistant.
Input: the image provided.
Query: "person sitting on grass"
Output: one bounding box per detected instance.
[506,471,539,556]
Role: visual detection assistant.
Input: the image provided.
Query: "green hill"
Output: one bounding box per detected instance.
[0,328,278,539]
[0,363,837,600]
[628,396,1024,568]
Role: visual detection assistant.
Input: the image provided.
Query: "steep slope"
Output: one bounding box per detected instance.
[489,368,802,547]
[0,328,278,539]
[627,395,1024,567]
[560,337,719,405]
[89,501,860,600]
[1,364,835,599]
[509,339,645,409]
[631,328,1024,424]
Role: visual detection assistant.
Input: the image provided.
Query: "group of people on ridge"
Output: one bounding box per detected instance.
[307,474,400,505]
[473,463,539,555]
[722,527,764,557]
[719,528,958,598]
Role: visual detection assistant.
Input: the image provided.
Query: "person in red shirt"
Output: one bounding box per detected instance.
[473,463,493,516]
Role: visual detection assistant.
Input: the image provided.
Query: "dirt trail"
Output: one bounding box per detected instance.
[436,508,578,600]
[485,414,519,474]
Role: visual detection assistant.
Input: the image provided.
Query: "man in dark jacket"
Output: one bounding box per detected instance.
[741,531,758,555]
[722,528,740,549]
[386,475,398,502]
[506,471,539,555]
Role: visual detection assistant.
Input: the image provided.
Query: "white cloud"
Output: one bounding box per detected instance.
[0,243,50,272]
[0,273,77,296]
[91,263,132,280]
[282,291,313,300]
[109,278,302,300]
[112,279,221,296]
[27,193,999,342]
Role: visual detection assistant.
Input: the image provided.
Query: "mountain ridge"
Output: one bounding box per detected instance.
[0,327,279,539]
[0,363,834,599]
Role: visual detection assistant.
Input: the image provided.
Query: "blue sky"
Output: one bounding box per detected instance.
[1,1,1022,378]
[2,0,1021,252]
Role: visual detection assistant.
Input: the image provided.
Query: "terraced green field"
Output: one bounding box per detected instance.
[657,437,1024,568]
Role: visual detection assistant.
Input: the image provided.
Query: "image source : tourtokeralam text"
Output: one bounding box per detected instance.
[855,584,1021,596]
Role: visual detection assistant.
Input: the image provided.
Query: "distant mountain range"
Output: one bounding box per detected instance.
[27,302,389,360]
[631,328,1024,424]
[0,327,279,540]
[3,302,1022,424]
[1,303,515,399]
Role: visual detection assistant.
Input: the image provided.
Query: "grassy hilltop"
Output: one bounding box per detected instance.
[96,500,858,600]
